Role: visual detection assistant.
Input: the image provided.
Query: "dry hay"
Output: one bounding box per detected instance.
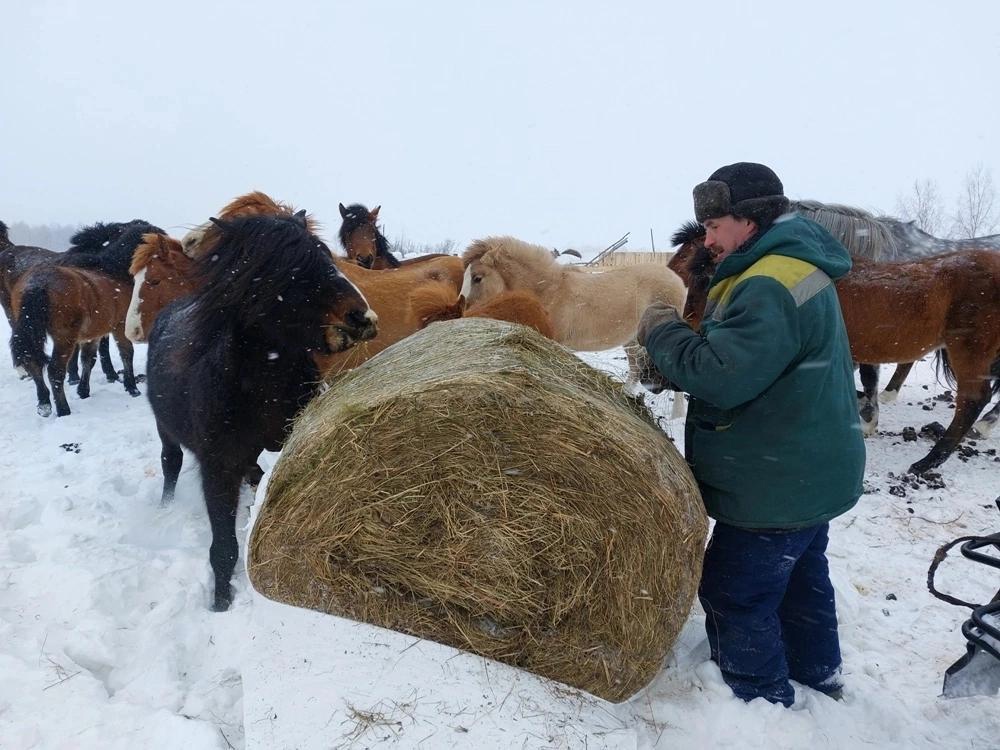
[248,318,707,702]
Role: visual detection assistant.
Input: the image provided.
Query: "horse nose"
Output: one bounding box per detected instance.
[347,307,378,340]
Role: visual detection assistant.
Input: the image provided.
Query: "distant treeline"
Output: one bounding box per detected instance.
[5,221,81,250]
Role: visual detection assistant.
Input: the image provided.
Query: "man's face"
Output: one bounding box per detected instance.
[702,215,757,261]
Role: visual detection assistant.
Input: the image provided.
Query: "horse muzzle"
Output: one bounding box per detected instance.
[324,309,378,352]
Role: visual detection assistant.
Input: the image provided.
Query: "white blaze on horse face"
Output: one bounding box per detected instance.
[461,264,478,302]
[125,267,147,342]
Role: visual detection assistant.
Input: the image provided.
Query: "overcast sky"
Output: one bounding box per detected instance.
[3,1,998,252]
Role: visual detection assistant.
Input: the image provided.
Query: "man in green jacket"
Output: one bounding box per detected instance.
[637,162,865,706]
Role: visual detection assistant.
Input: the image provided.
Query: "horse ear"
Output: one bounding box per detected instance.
[370,206,381,221]
[292,209,308,227]
[339,203,348,218]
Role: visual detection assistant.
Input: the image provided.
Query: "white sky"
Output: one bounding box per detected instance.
[2,0,998,252]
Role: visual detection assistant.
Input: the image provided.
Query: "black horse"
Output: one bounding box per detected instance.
[146,213,377,611]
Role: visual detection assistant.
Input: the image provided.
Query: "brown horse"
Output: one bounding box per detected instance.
[462,235,686,351]
[10,221,163,416]
[670,226,1000,474]
[127,223,466,375]
[408,284,556,339]
[338,203,451,269]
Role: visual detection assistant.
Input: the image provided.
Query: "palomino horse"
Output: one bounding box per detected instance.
[408,284,556,339]
[9,221,163,416]
[338,203,452,270]
[461,235,686,351]
[147,214,377,611]
[0,221,147,384]
[669,228,1000,474]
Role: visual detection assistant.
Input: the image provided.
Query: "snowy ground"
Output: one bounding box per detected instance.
[1,311,998,749]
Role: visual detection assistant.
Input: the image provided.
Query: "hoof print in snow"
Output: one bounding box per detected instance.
[59,442,81,454]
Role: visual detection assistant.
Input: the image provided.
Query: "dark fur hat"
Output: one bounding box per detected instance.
[693,162,790,228]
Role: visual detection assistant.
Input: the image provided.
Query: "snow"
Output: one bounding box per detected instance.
[1,310,998,749]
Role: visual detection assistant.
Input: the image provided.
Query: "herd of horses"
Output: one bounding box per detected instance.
[2,192,998,610]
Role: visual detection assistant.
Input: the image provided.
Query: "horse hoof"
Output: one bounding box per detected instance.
[860,420,878,437]
[77,388,90,399]
[67,376,81,386]
[878,390,898,405]
[105,374,119,383]
[37,404,52,418]
[56,407,72,417]
[127,388,142,398]
[211,595,232,612]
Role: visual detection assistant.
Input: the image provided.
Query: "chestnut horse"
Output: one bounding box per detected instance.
[670,226,1000,474]
[461,235,686,351]
[9,221,163,416]
[338,203,451,270]
[147,213,376,611]
[407,284,556,339]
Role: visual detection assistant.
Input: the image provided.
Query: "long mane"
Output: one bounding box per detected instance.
[790,200,898,260]
[57,221,164,280]
[189,214,333,334]
[191,191,319,258]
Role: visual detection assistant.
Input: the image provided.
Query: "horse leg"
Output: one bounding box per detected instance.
[22,361,52,417]
[201,463,244,611]
[972,400,1000,439]
[158,425,183,505]
[111,330,141,397]
[858,364,879,436]
[48,344,74,417]
[98,335,119,383]
[879,362,914,404]
[909,366,993,475]
[75,340,98,399]
[67,346,81,386]
[244,462,264,489]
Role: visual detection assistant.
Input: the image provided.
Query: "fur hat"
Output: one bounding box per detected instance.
[693,162,790,228]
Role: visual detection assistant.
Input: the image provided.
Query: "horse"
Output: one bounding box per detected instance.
[407,284,556,339]
[146,213,377,611]
[791,200,1000,405]
[0,221,144,384]
[669,224,1000,474]
[9,221,163,416]
[338,203,452,270]
[461,235,686,352]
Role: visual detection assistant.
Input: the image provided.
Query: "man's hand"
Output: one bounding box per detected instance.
[637,302,682,347]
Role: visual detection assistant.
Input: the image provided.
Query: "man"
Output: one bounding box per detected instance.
[637,162,865,706]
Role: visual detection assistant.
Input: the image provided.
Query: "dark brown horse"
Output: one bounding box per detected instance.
[147,213,377,610]
[0,222,142,384]
[669,223,1000,474]
[338,203,451,269]
[9,221,163,416]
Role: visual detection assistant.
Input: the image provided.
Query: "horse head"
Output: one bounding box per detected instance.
[126,233,196,342]
[338,202,399,269]
[192,214,378,355]
[460,236,558,307]
[184,191,318,259]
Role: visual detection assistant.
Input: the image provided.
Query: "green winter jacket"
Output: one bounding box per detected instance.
[645,215,865,529]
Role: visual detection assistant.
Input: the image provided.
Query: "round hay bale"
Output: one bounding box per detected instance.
[248,318,707,702]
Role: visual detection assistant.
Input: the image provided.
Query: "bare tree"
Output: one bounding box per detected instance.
[950,164,998,238]
[895,178,945,235]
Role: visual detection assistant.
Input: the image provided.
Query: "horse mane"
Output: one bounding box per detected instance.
[0,220,10,248]
[67,221,140,253]
[462,236,557,274]
[57,221,164,280]
[129,232,182,276]
[194,191,319,258]
[338,203,399,267]
[408,282,464,326]
[790,200,898,260]
[670,220,705,247]
[189,214,333,334]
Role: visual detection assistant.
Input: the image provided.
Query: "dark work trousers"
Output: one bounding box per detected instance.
[699,521,843,706]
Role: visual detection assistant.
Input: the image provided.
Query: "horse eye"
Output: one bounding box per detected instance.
[473,275,482,284]
[147,279,161,287]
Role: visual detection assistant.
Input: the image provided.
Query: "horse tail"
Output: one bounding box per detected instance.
[935,349,1000,398]
[10,282,50,369]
